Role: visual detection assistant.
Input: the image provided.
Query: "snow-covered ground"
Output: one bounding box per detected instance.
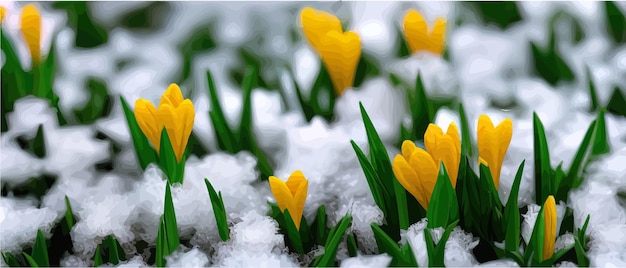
[1,1,625,267]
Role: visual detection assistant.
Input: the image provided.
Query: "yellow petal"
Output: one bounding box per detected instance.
[156,103,181,160]
[269,176,293,217]
[429,18,447,55]
[291,176,308,229]
[403,9,429,54]
[300,7,342,53]
[20,4,41,65]
[159,83,185,108]
[477,115,499,186]
[446,122,461,160]
[173,99,195,162]
[392,155,427,209]
[1,6,6,23]
[401,140,417,162]
[424,123,444,157]
[493,118,513,187]
[408,148,438,208]
[318,30,361,96]
[542,196,557,261]
[431,135,459,188]
[134,99,160,152]
[285,170,307,197]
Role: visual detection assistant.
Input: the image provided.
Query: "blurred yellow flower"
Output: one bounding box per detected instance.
[392,123,461,210]
[20,4,41,65]
[300,7,361,96]
[542,195,557,261]
[403,9,446,55]
[477,115,513,189]
[134,84,195,162]
[269,170,309,229]
[1,6,7,23]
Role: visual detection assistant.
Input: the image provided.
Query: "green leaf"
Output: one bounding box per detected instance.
[313,205,328,244]
[468,1,522,29]
[347,232,358,257]
[73,77,112,124]
[63,196,75,235]
[206,70,239,153]
[119,96,158,170]
[427,163,459,229]
[411,74,434,140]
[204,178,230,241]
[586,66,599,112]
[591,109,610,156]
[479,163,503,210]
[525,203,546,265]
[353,53,380,88]
[605,1,626,44]
[395,26,411,58]
[283,209,304,254]
[2,252,21,267]
[103,235,123,265]
[52,2,109,48]
[359,103,408,231]
[22,253,39,267]
[309,62,335,122]
[458,102,474,157]
[155,216,168,267]
[530,26,575,86]
[606,87,626,118]
[370,223,418,267]
[316,214,352,267]
[177,23,216,83]
[351,140,388,216]
[533,112,554,204]
[32,230,49,267]
[564,119,597,193]
[504,160,525,254]
[158,129,186,185]
[164,183,180,254]
[93,244,103,267]
[15,124,47,159]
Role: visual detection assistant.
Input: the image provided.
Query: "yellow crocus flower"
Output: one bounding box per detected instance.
[477,115,513,189]
[269,170,309,230]
[300,7,361,96]
[403,9,446,56]
[134,84,195,162]
[392,123,461,210]
[20,4,41,65]
[542,195,557,261]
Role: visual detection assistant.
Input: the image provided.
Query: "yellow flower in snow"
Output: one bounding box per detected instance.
[477,115,513,189]
[269,170,309,230]
[20,4,41,65]
[542,195,557,261]
[300,7,361,96]
[134,84,195,162]
[392,123,461,210]
[403,9,446,55]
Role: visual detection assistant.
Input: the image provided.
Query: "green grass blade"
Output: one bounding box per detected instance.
[158,129,185,184]
[565,119,596,189]
[411,74,434,140]
[206,70,239,152]
[359,103,408,230]
[350,140,388,214]
[591,109,610,156]
[32,230,49,267]
[164,184,180,253]
[22,253,39,267]
[533,112,554,204]
[458,102,474,157]
[316,214,352,267]
[370,223,416,267]
[155,216,168,267]
[204,178,230,241]
[119,96,157,170]
[574,236,589,267]
[479,163,503,209]
[606,87,626,117]
[585,66,599,112]
[347,232,358,257]
[73,77,112,124]
[504,160,525,253]
[605,1,626,44]
[104,235,122,265]
[427,163,459,228]
[63,196,75,235]
[2,252,21,267]
[283,210,304,254]
[93,244,103,267]
[314,205,328,244]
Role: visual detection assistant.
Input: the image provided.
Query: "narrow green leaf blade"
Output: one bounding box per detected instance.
[459,102,474,157]
[93,244,103,267]
[22,253,39,268]
[504,161,525,253]
[283,210,304,254]
[32,230,49,267]
[204,178,230,241]
[119,96,157,170]
[533,112,553,204]
[164,183,180,253]
[316,214,352,267]
[591,109,610,156]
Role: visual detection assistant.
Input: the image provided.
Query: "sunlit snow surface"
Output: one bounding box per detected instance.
[1,1,626,267]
